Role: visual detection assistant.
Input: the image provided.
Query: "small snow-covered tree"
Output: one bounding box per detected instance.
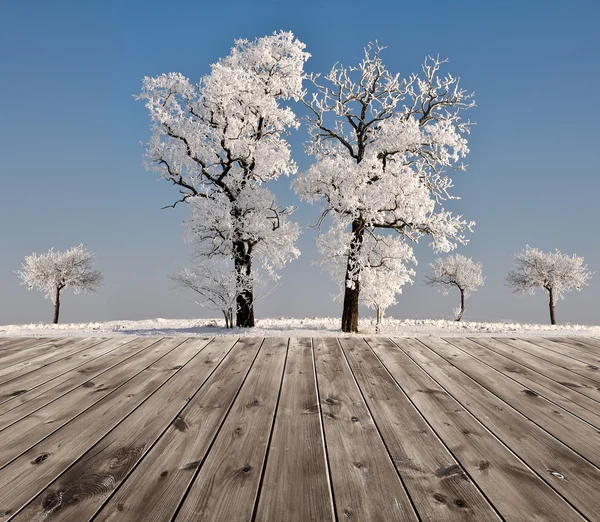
[425,254,483,321]
[294,43,475,332]
[506,246,593,325]
[138,31,309,327]
[17,245,103,324]
[170,258,248,329]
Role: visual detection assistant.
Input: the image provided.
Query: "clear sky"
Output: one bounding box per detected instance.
[1,0,599,326]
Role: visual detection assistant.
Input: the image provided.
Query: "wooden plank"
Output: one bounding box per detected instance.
[313,338,418,522]
[11,337,238,522]
[94,338,263,522]
[419,337,600,467]
[0,337,108,385]
[501,338,600,384]
[368,337,585,522]
[0,337,130,406]
[484,338,600,403]
[554,337,600,355]
[0,337,151,427]
[173,338,288,522]
[0,337,56,360]
[464,337,600,426]
[0,337,207,518]
[538,337,600,366]
[410,337,600,522]
[339,338,501,522]
[0,338,69,371]
[0,337,184,467]
[254,339,335,522]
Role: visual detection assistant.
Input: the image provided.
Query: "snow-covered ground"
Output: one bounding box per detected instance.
[1,317,599,338]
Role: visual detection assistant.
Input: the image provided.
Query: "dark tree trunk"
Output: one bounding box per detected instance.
[341,219,365,333]
[456,288,465,322]
[53,286,61,324]
[233,239,255,328]
[548,287,556,325]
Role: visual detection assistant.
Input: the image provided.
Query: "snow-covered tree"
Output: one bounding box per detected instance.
[506,246,593,325]
[294,43,475,332]
[425,254,483,321]
[316,216,415,332]
[170,258,247,329]
[16,245,103,324]
[138,31,309,327]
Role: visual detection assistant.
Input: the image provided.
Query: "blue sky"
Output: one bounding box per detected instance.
[1,0,599,325]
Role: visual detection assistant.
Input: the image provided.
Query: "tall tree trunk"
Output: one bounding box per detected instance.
[341,219,365,333]
[456,288,465,322]
[548,287,556,325]
[53,286,61,324]
[233,239,255,328]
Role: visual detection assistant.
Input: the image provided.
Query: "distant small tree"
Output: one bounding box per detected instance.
[426,254,483,321]
[506,246,593,325]
[17,245,103,324]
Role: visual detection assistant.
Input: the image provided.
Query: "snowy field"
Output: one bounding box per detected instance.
[1,317,599,338]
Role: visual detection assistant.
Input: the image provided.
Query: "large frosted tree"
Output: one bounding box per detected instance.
[295,44,476,332]
[507,246,592,325]
[17,245,103,324]
[138,31,309,327]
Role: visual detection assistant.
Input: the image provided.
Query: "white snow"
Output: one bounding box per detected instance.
[1,317,598,338]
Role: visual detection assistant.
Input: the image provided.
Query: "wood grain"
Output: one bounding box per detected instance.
[0,337,182,467]
[0,338,205,518]
[0,337,129,406]
[174,338,288,522]
[340,337,501,522]
[0,337,96,379]
[464,337,600,426]
[254,338,336,522]
[369,337,585,522]
[413,337,600,522]
[483,338,600,402]
[0,337,152,426]
[94,337,263,522]
[314,338,418,522]
[12,337,236,522]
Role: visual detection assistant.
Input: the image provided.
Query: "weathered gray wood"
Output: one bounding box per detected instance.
[536,337,600,366]
[465,337,600,426]
[554,337,600,356]
[174,338,288,522]
[95,338,263,522]
[485,338,600,402]
[339,337,501,522]
[0,337,184,467]
[502,338,600,384]
[419,337,600,468]
[369,337,585,522]
[11,337,237,522]
[0,337,109,386]
[413,337,600,522]
[254,339,336,522]
[0,338,206,518]
[0,337,129,406]
[0,337,56,360]
[0,337,150,426]
[314,338,418,522]
[0,337,87,375]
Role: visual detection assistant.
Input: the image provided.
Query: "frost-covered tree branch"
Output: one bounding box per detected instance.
[425,254,483,321]
[295,43,475,332]
[506,246,593,325]
[16,245,103,324]
[138,31,309,327]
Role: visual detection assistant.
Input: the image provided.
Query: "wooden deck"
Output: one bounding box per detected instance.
[0,336,599,521]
